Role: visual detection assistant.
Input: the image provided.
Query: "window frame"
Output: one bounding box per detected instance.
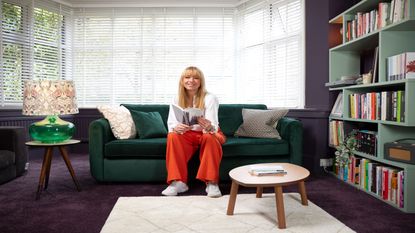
[0,0,70,108]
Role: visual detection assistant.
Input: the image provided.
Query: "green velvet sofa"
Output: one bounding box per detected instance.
[89,104,303,182]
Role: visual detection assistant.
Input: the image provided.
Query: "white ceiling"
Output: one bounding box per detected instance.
[60,0,247,7]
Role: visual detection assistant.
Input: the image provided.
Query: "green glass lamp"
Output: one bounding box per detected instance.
[22,80,79,143]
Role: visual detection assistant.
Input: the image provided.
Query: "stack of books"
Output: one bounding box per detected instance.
[248,165,286,176]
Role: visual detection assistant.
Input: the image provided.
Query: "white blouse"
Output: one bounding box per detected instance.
[167,92,220,133]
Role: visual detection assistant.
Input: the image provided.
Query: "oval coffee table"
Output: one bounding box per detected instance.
[226,163,310,229]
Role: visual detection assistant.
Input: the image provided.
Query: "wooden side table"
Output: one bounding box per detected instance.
[26,139,82,200]
[226,163,310,229]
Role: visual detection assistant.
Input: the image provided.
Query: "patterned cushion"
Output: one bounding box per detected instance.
[97,105,136,139]
[234,108,288,139]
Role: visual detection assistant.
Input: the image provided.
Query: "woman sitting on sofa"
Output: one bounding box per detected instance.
[161,66,226,198]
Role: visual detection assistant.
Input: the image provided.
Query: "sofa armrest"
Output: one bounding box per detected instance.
[89,118,115,181]
[277,117,303,165]
[0,127,28,175]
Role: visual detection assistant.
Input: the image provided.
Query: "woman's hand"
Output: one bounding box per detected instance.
[197,117,214,133]
[173,123,191,134]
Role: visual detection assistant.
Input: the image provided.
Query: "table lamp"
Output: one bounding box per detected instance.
[22,80,79,143]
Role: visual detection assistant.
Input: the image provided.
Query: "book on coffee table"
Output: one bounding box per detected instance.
[248,165,287,176]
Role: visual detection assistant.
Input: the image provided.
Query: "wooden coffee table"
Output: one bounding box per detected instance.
[226,163,310,229]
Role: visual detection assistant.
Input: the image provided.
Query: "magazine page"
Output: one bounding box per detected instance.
[185,108,204,125]
[172,104,204,125]
[172,104,188,125]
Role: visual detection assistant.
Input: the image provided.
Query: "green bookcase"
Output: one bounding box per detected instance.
[328,0,415,212]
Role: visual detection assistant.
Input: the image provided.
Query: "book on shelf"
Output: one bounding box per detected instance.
[387,52,415,81]
[248,164,287,176]
[355,130,378,157]
[372,46,379,83]
[330,92,343,117]
[345,0,410,42]
[349,91,405,122]
[171,104,204,126]
[337,155,405,208]
[391,0,410,24]
[378,2,390,28]
[329,120,344,147]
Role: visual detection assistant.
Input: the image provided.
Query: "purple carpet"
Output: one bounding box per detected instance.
[0,153,414,233]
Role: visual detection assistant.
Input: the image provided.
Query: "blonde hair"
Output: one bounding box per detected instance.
[178,66,207,109]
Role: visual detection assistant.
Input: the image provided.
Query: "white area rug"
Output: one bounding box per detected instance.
[101,193,355,233]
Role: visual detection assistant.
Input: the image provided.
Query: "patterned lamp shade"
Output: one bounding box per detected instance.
[22,80,79,143]
[22,80,78,116]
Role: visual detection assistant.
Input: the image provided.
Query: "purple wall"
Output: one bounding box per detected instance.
[287,0,358,172]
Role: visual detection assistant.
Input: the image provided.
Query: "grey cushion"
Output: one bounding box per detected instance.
[234,108,288,139]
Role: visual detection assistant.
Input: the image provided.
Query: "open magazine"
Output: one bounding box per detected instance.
[172,104,204,126]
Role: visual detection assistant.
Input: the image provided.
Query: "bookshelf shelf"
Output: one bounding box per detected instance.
[330,31,379,52]
[328,0,415,213]
[352,150,415,169]
[330,170,414,211]
[340,117,408,126]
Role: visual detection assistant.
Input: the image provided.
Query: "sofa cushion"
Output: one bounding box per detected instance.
[97,105,136,139]
[235,108,288,139]
[222,137,289,157]
[218,104,267,136]
[129,110,168,139]
[122,104,170,128]
[105,138,167,158]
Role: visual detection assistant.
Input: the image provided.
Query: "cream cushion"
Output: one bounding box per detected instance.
[234,108,288,139]
[97,105,136,139]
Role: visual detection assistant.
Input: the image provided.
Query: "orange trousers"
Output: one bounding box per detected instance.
[165,130,226,184]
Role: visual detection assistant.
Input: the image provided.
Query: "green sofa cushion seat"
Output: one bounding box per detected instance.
[105,138,167,158]
[223,137,288,157]
[218,104,267,136]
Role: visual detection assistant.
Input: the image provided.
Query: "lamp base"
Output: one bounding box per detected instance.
[29,115,75,143]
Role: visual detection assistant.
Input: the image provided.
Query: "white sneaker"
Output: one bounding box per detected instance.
[205,182,222,198]
[161,181,189,196]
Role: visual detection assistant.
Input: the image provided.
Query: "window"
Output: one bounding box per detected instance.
[0,0,71,107]
[236,0,304,108]
[73,8,235,107]
[1,0,304,108]
[1,1,30,106]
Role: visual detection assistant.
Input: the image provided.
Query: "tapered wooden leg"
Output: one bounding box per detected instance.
[36,148,52,200]
[274,186,286,229]
[256,187,263,198]
[44,148,53,190]
[58,146,81,191]
[226,181,239,215]
[298,181,308,206]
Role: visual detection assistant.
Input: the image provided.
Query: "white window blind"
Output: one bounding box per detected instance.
[0,0,71,107]
[236,0,304,108]
[33,0,72,81]
[73,7,235,107]
[1,0,304,108]
[1,0,31,106]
